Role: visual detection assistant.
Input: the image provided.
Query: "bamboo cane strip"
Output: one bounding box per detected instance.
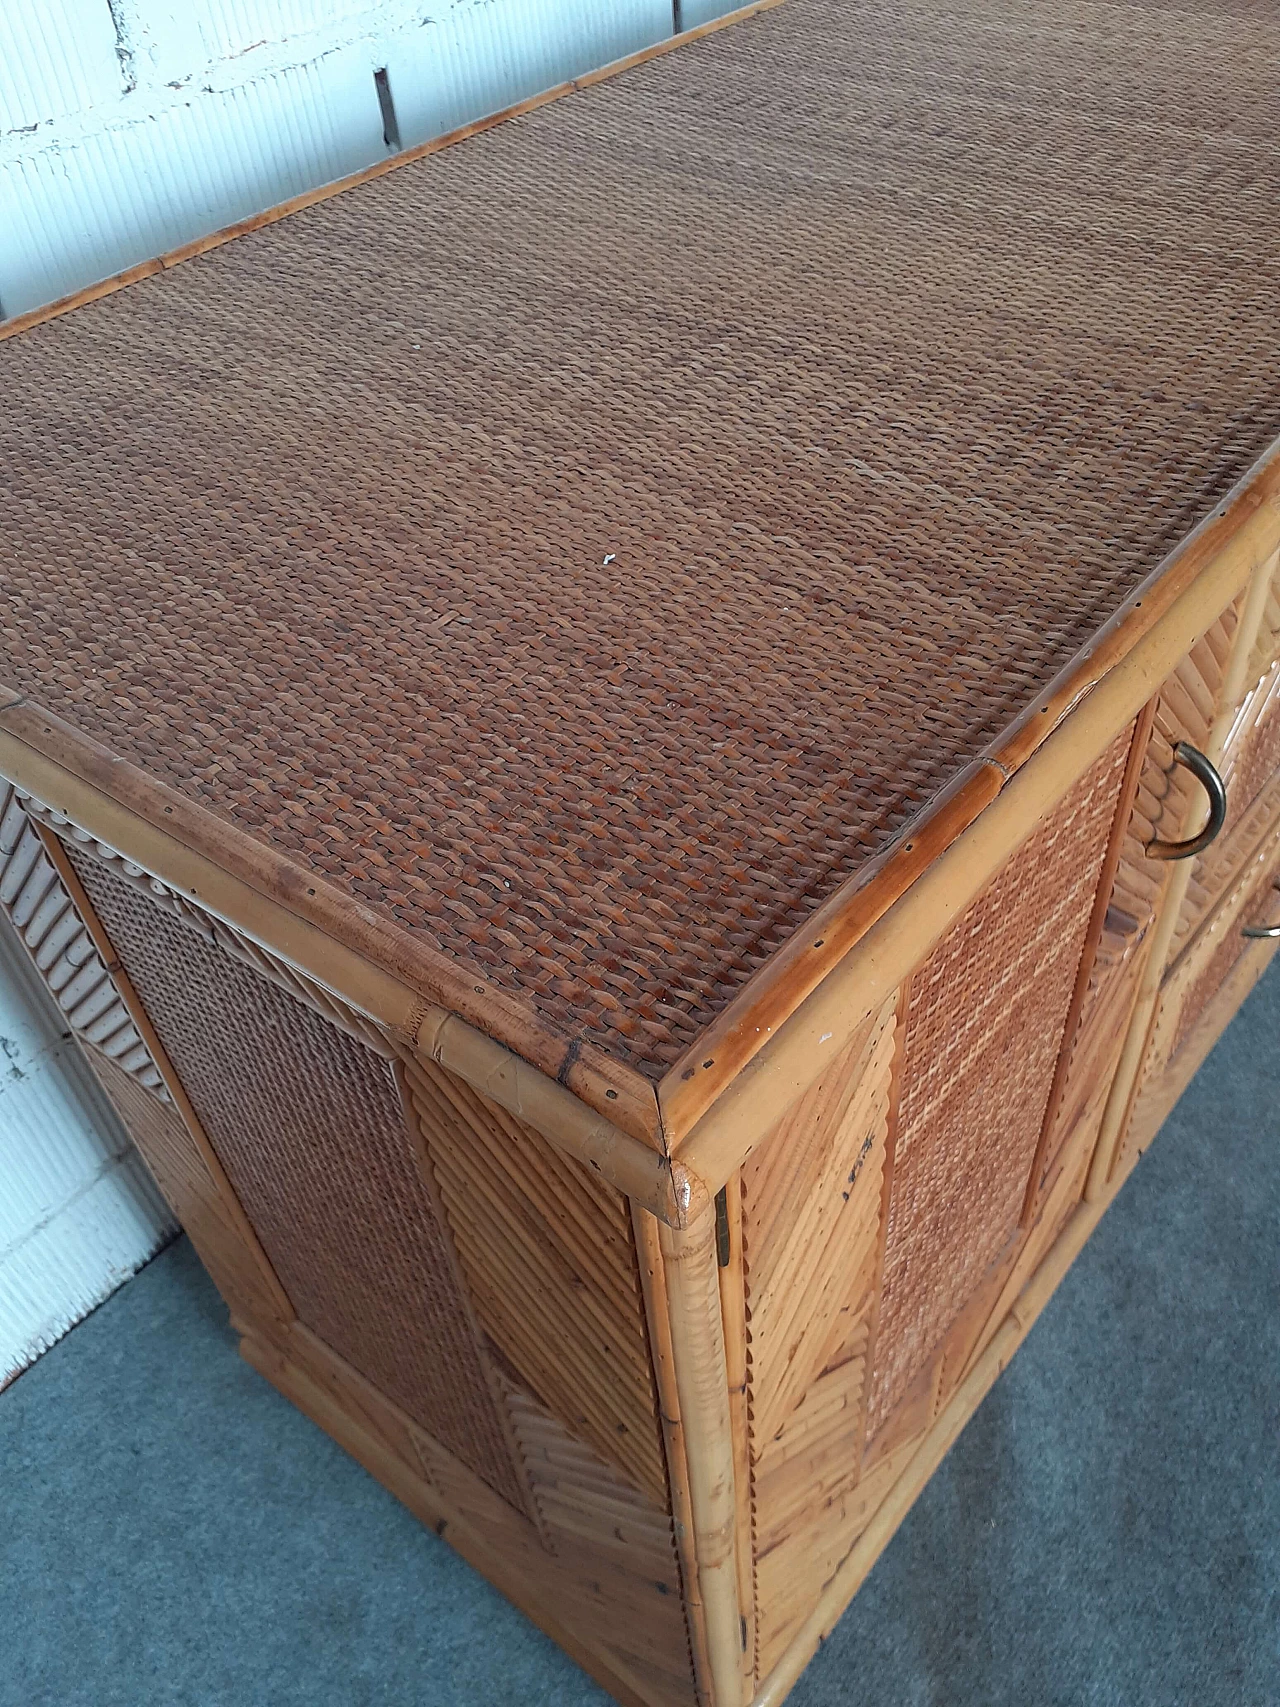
[406,1055,644,1296]
[393,1059,545,1534]
[658,1208,745,1707]
[716,1176,756,1694]
[632,1204,715,1707]
[403,1062,642,1310]
[428,1016,707,1225]
[405,1085,663,1424]
[414,1152,661,1434]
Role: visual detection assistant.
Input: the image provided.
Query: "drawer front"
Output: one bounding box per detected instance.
[1122,827,1280,1170]
[1105,567,1280,988]
[1173,664,1280,957]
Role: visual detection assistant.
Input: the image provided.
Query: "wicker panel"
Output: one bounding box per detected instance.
[83,1045,294,1335]
[503,1381,694,1707]
[0,784,166,1096]
[741,996,896,1680]
[868,730,1131,1435]
[399,1050,668,1508]
[7,0,1280,1080]
[65,845,524,1509]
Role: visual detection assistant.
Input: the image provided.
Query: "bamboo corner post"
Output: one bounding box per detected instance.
[657,1206,745,1707]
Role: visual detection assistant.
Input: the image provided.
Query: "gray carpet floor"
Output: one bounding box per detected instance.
[3,965,1278,1707]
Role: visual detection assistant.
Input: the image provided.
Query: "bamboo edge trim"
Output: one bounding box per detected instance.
[0,735,705,1227]
[675,495,1280,1193]
[0,696,659,1144]
[660,445,1280,1137]
[0,0,786,347]
[748,1176,1124,1707]
[1086,546,1280,1201]
[715,1175,757,1695]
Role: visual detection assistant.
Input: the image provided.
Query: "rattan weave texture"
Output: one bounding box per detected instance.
[868,729,1132,1432]
[4,0,1279,1078]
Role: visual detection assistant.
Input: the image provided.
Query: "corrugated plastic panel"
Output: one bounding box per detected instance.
[0,49,387,317]
[180,0,377,63]
[0,915,174,1385]
[679,0,744,29]
[0,0,123,133]
[0,1,680,319]
[386,0,672,147]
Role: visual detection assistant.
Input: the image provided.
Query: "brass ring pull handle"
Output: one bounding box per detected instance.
[1146,742,1227,861]
[1242,880,1280,939]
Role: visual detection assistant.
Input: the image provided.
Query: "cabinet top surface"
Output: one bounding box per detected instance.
[3,0,1279,1085]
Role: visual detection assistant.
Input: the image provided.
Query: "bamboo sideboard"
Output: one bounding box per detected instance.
[3,2,1280,1703]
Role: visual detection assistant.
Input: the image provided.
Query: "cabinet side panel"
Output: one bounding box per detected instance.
[867,729,1131,1436]
[401,1051,671,1511]
[65,844,525,1510]
[83,1045,283,1330]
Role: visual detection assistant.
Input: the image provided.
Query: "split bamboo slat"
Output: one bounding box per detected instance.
[4,3,1280,1703]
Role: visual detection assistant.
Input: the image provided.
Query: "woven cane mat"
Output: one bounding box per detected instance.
[3,0,1279,1079]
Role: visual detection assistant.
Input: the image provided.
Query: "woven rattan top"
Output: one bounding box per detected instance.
[4,0,1279,1085]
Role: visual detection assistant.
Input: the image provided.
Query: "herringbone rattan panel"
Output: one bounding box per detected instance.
[0,785,166,1097]
[65,845,524,1509]
[401,1051,669,1508]
[5,0,1280,1080]
[867,730,1132,1434]
[503,1380,694,1707]
[742,997,897,1681]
